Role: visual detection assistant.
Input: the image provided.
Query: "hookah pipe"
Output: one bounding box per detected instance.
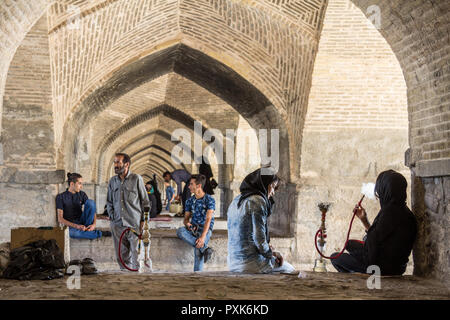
[314,195,365,260]
[118,207,152,271]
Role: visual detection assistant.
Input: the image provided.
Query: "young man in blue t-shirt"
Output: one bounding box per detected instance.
[176,174,215,271]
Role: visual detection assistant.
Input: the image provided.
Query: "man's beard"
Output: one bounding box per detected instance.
[115,166,125,175]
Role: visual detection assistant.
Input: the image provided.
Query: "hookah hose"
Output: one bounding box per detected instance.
[314,195,365,260]
[118,227,151,271]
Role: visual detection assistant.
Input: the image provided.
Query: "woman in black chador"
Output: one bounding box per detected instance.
[331,170,417,275]
[198,156,217,195]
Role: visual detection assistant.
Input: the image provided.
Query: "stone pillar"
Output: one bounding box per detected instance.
[269,182,298,237]
[408,155,450,282]
[0,169,65,243]
[218,162,235,219]
[95,183,108,213]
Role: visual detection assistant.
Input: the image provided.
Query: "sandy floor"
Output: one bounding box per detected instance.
[0,271,448,300]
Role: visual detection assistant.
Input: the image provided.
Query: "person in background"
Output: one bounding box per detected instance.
[163,169,192,215]
[331,170,417,275]
[145,181,158,218]
[56,173,111,239]
[164,181,175,211]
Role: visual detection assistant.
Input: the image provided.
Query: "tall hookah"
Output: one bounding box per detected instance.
[139,209,152,272]
[313,202,330,272]
[118,207,152,272]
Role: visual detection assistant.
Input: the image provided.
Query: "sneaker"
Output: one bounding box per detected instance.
[102,231,112,237]
[203,247,214,263]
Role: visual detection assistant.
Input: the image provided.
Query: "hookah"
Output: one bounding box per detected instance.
[313,202,331,272]
[118,206,152,272]
[313,183,375,272]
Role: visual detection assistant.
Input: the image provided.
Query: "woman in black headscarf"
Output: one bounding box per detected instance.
[331,170,417,275]
[198,156,217,195]
[226,168,296,273]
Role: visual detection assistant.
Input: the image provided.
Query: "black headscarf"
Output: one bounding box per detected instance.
[374,170,407,208]
[237,168,278,214]
[364,170,416,275]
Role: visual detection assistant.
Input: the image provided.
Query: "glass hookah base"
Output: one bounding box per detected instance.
[313,258,327,272]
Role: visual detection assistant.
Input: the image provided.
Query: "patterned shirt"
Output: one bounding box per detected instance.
[185,194,215,231]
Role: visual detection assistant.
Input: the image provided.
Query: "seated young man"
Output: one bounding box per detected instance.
[176,174,215,272]
[330,170,417,275]
[56,173,111,239]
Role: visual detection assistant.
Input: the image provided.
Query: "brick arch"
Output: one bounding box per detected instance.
[132,151,178,173]
[104,137,193,183]
[346,0,450,280]
[129,144,188,172]
[122,131,194,165]
[131,149,188,174]
[134,163,166,178]
[60,43,291,181]
[94,103,211,182]
[0,0,52,139]
[0,0,447,279]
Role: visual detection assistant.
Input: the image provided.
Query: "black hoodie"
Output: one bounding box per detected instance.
[363,170,417,275]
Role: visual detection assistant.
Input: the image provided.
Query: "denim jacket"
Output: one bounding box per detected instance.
[227,194,274,273]
[106,171,149,229]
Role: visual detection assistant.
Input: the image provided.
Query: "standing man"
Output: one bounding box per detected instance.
[106,153,150,271]
[163,169,191,215]
[56,172,111,239]
[176,174,215,271]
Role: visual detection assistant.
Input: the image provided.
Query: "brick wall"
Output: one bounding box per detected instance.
[2,15,55,170]
[46,0,328,183]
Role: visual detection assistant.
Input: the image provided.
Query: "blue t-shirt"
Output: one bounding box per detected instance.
[185,194,215,231]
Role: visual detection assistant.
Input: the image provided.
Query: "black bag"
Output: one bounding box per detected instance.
[2,239,65,280]
[210,178,218,190]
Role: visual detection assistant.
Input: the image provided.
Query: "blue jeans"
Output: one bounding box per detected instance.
[165,186,174,211]
[176,226,212,271]
[69,199,102,239]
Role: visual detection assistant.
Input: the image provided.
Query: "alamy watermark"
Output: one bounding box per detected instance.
[366,265,381,289]
[170,121,279,175]
[66,265,81,290]
[367,5,381,30]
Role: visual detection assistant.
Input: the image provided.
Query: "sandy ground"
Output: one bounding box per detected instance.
[0,271,448,300]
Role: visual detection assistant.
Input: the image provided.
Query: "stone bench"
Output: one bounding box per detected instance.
[70,228,296,272]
